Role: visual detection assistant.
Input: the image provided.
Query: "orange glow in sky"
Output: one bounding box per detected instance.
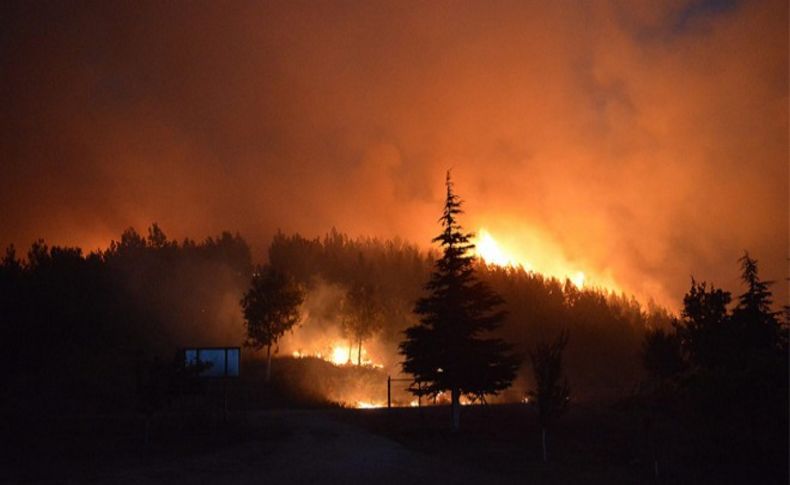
[0,1,786,311]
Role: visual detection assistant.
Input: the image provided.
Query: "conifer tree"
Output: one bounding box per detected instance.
[400,171,520,430]
[731,252,783,352]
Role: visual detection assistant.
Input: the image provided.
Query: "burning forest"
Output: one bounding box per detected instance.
[0,214,673,411]
[1,1,787,482]
[1,175,787,482]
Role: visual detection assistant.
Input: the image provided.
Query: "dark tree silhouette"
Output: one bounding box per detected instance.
[400,171,520,430]
[641,326,685,384]
[640,254,788,477]
[146,223,171,249]
[528,330,570,462]
[639,325,683,479]
[241,265,304,382]
[675,254,785,372]
[0,224,253,416]
[675,278,732,369]
[341,282,384,365]
[731,252,784,352]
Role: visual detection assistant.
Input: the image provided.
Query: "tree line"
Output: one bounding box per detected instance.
[0,225,252,414]
[3,200,779,433]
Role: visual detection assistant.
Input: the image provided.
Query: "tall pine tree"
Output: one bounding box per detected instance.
[399,171,520,430]
[731,252,783,352]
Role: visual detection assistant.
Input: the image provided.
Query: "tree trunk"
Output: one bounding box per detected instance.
[357,339,362,366]
[347,340,353,365]
[265,344,272,383]
[144,416,151,446]
[542,426,548,462]
[451,388,461,431]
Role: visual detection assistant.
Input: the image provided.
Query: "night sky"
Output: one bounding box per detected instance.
[1,0,787,308]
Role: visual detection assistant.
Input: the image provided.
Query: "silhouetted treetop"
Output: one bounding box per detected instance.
[400,171,520,429]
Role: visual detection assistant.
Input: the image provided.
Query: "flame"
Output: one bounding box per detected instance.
[331,345,351,365]
[570,271,585,288]
[475,229,525,268]
[356,401,385,409]
[474,228,595,289]
[289,341,382,368]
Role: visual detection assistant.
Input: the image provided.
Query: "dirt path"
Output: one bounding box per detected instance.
[103,410,517,484]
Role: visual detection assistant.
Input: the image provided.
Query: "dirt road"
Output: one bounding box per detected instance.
[103,410,516,484]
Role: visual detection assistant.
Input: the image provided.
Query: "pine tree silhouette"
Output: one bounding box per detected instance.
[399,171,520,430]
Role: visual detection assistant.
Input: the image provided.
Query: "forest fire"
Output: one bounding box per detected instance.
[291,342,383,368]
[2,0,786,481]
[475,228,588,289]
[475,229,525,268]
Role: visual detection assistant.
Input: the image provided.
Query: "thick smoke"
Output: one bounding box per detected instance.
[1,1,787,309]
[277,279,409,373]
[273,280,395,407]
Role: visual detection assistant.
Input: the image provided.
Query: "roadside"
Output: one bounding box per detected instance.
[3,409,519,484]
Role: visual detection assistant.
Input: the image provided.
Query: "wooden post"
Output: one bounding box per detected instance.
[542,427,547,462]
[223,377,228,424]
[387,376,391,409]
[223,349,228,423]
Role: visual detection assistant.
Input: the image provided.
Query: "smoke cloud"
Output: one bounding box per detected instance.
[1,0,787,308]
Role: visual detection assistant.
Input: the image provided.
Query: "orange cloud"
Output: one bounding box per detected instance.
[1,0,786,309]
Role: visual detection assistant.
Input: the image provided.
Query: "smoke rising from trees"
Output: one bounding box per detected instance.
[1,1,786,309]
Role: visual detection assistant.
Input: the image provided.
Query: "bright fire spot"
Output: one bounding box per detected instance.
[290,342,383,368]
[356,401,385,409]
[331,346,350,366]
[474,228,591,289]
[475,229,525,268]
[409,399,419,407]
[571,271,585,288]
